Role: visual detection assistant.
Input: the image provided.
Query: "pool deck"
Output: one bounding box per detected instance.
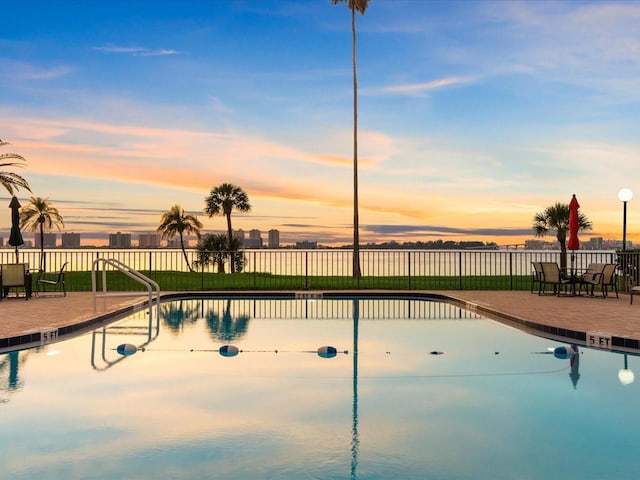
[1,290,639,351]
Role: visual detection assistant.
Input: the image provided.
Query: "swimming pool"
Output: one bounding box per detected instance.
[1,297,639,479]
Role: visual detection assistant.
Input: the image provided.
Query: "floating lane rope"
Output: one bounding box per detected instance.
[115,344,348,358]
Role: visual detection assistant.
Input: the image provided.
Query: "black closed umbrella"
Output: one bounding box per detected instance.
[8,196,23,262]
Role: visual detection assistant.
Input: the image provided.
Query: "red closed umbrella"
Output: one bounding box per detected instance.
[568,194,580,250]
[568,194,580,275]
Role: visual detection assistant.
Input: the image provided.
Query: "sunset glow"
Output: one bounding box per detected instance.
[1,0,639,247]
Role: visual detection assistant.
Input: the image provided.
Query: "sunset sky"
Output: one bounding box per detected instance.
[1,0,639,247]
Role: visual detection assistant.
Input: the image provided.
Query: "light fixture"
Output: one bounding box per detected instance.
[618,354,635,385]
[618,188,633,251]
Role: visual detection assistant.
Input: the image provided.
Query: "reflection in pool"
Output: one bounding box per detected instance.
[1,297,639,479]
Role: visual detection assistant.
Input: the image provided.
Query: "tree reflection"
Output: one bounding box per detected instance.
[0,351,26,402]
[160,299,200,334]
[205,299,250,342]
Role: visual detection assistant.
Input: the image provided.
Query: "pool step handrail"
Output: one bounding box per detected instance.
[91,257,160,321]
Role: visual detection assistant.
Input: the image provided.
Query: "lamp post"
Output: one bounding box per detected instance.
[618,188,633,251]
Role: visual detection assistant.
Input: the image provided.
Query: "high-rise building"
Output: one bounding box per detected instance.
[109,232,132,248]
[34,232,57,248]
[166,238,189,248]
[243,229,262,248]
[61,232,81,248]
[583,237,604,250]
[233,229,246,246]
[268,229,280,248]
[138,233,161,248]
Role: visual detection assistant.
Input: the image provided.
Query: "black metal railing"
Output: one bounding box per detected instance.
[1,248,634,292]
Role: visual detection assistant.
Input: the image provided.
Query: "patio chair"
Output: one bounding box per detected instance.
[580,263,618,298]
[578,263,606,296]
[36,262,68,297]
[531,262,543,294]
[631,285,640,304]
[0,263,31,300]
[538,262,572,296]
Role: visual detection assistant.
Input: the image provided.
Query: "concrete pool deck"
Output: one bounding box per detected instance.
[1,290,639,351]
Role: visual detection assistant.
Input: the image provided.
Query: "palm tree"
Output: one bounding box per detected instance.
[19,197,64,271]
[1,140,31,195]
[157,205,203,272]
[332,0,370,279]
[533,202,592,274]
[196,232,230,273]
[204,183,251,273]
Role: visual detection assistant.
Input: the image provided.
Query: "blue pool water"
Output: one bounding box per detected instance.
[1,297,639,479]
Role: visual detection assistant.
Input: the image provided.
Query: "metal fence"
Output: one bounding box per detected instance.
[1,248,634,292]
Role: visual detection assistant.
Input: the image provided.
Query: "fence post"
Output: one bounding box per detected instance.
[253,251,257,289]
[509,252,513,290]
[407,251,411,289]
[459,251,463,290]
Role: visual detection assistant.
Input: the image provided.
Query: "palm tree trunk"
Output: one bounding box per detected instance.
[180,232,193,272]
[226,213,236,273]
[39,222,45,272]
[351,5,361,280]
[560,243,568,276]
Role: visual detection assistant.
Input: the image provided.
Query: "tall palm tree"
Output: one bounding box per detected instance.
[332,0,370,279]
[204,183,251,273]
[533,202,592,274]
[19,197,64,271]
[0,140,31,195]
[157,205,203,272]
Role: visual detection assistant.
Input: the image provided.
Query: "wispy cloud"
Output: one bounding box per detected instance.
[363,76,475,96]
[1,61,73,80]
[93,45,179,57]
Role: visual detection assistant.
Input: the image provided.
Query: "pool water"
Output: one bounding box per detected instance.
[1,297,639,479]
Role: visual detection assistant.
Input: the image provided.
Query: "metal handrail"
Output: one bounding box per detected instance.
[91,257,160,321]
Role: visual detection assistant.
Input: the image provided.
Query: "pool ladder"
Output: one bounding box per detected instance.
[91,257,160,321]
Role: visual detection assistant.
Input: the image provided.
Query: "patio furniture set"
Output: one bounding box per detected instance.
[531,262,621,299]
[0,262,67,300]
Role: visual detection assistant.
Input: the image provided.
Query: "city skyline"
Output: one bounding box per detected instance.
[2,227,630,251]
[1,1,639,247]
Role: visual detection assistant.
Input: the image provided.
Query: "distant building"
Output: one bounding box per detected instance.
[0,236,3,247]
[166,238,189,248]
[583,237,604,250]
[233,228,263,248]
[268,229,280,248]
[524,239,554,250]
[109,232,132,248]
[35,232,57,248]
[233,229,246,245]
[295,240,318,249]
[242,229,262,249]
[138,233,161,248]
[61,232,81,248]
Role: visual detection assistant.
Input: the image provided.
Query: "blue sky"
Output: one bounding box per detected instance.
[1,0,639,246]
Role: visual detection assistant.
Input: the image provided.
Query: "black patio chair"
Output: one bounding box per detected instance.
[36,262,68,297]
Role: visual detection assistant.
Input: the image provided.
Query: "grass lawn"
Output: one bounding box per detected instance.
[59,270,533,292]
